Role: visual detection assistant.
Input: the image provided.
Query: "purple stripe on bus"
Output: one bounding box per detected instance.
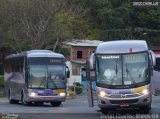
[97,87,132,94]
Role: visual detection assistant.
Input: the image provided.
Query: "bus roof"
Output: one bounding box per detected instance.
[96,40,148,54]
[6,50,64,59]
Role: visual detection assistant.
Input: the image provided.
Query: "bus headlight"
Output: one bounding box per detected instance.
[99,91,106,97]
[142,89,149,95]
[59,93,66,97]
[29,92,38,97]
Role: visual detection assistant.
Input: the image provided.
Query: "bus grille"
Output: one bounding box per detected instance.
[108,94,140,99]
[110,99,138,104]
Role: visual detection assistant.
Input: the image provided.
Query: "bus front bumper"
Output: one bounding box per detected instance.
[26,95,66,102]
[97,94,152,109]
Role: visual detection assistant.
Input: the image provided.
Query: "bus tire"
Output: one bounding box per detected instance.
[34,102,44,106]
[21,92,32,105]
[140,105,151,114]
[21,93,25,105]
[100,108,109,114]
[50,101,62,107]
[8,90,19,104]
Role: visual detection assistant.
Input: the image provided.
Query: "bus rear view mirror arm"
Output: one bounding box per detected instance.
[66,66,70,78]
[149,50,156,67]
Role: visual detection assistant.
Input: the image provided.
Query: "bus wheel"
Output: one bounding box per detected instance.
[50,102,62,107]
[101,108,109,114]
[34,102,44,106]
[21,93,28,105]
[21,93,25,105]
[140,105,151,114]
[8,91,18,104]
[21,93,32,106]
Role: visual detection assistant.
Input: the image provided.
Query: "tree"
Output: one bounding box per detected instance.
[72,0,160,43]
[0,0,99,52]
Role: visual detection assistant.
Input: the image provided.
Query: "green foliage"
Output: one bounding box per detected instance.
[69,82,83,95]
[0,76,4,87]
[59,48,70,57]
[132,8,160,29]
[73,0,160,43]
[0,0,160,49]
[73,82,83,87]
[67,90,76,99]
[0,0,100,51]
[69,86,83,95]
[53,10,74,39]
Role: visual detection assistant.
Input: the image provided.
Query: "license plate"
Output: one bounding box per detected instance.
[45,97,52,100]
[120,104,129,108]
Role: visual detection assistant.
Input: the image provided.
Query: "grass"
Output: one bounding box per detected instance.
[0,95,5,98]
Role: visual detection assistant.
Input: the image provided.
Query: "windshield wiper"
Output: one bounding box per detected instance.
[48,72,58,89]
[38,72,47,89]
[125,63,136,84]
[110,61,118,85]
[116,61,118,77]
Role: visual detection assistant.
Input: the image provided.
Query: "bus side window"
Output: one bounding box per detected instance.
[23,58,25,73]
[11,59,14,72]
[9,60,12,72]
[4,60,9,73]
[13,57,24,73]
[19,57,24,72]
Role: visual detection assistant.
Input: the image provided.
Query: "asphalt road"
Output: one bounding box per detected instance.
[0,94,98,113]
[1,95,160,119]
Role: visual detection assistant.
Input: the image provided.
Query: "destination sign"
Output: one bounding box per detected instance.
[28,58,64,65]
[101,55,120,59]
[124,54,146,63]
[49,58,64,64]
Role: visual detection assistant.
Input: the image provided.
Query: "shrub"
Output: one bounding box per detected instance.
[67,90,76,99]
[75,86,83,94]
[68,83,83,95]
[73,82,83,87]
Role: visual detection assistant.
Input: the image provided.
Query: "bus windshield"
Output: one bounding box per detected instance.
[28,65,47,88]
[96,53,149,86]
[47,65,65,89]
[28,58,65,89]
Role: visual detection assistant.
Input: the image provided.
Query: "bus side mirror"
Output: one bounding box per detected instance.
[149,50,156,67]
[66,66,70,78]
[89,53,95,70]
[67,70,70,78]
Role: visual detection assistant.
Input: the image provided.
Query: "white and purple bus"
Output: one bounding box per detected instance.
[87,40,156,113]
[4,50,70,106]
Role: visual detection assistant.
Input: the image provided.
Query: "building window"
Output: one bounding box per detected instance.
[72,64,81,75]
[77,51,82,58]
